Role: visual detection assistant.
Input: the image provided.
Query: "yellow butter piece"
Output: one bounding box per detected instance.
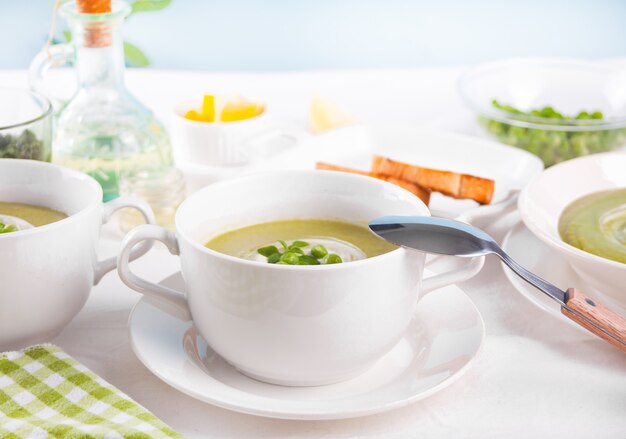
[201,95,215,122]
[184,109,204,121]
[185,95,264,123]
[184,95,215,122]
[309,96,355,134]
[220,99,264,122]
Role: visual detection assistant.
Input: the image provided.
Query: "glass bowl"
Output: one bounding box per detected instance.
[0,87,52,161]
[459,59,626,166]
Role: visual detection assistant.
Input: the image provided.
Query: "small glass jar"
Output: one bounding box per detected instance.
[0,87,52,161]
[118,166,186,231]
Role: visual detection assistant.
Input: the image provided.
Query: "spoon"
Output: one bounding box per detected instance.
[0,214,34,231]
[369,215,626,353]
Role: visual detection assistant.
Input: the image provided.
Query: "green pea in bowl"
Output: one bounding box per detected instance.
[459,58,626,166]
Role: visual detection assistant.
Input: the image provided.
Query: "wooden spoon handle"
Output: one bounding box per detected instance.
[561,288,626,353]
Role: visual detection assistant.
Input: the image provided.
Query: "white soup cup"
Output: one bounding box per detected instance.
[0,159,155,350]
[118,171,483,386]
[518,152,626,312]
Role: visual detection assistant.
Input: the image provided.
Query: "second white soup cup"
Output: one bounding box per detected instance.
[118,171,483,386]
[0,159,155,351]
[518,152,626,311]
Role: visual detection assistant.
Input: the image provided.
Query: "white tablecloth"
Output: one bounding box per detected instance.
[2,68,625,438]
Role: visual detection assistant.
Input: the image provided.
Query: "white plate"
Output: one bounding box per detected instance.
[129,271,485,420]
[501,219,594,336]
[180,124,544,219]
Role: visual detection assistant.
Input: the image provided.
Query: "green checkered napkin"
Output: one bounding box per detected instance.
[0,345,181,438]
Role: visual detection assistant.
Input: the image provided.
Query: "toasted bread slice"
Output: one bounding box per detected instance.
[371,155,495,204]
[316,162,431,205]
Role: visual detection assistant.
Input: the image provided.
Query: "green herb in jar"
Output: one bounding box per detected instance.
[0,129,48,161]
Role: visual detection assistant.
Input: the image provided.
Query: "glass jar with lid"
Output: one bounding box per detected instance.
[0,87,52,161]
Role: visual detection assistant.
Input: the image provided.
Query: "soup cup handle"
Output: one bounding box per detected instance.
[117,224,192,322]
[93,197,156,285]
[421,256,485,295]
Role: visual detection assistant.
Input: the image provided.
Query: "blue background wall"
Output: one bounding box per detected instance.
[1,0,625,70]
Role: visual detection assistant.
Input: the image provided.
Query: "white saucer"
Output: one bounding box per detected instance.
[180,124,544,219]
[129,271,484,420]
[501,220,596,335]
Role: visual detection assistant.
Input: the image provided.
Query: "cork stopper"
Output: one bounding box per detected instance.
[76,0,113,48]
[76,0,111,13]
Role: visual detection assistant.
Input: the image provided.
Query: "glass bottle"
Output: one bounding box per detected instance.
[29,0,172,201]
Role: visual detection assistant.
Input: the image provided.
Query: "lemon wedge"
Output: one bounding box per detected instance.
[309,96,355,134]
